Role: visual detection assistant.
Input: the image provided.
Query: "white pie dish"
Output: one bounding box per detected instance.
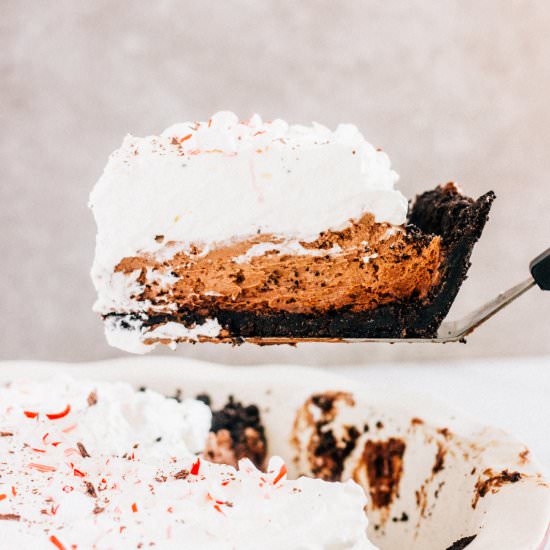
[0,357,548,550]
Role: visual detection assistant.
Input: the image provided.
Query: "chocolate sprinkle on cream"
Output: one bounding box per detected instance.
[84,481,98,498]
[0,514,21,521]
[87,390,98,406]
[77,442,91,458]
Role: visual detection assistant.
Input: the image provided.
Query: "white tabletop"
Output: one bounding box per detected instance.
[329,356,550,472]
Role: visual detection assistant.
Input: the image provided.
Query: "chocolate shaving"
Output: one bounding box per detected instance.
[87,390,98,407]
[445,535,477,550]
[174,469,189,480]
[84,481,97,498]
[77,442,90,458]
[93,506,104,514]
[0,514,20,521]
[432,442,446,474]
[0,432,13,437]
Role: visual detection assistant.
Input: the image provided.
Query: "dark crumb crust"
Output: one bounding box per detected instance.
[207,396,268,468]
[107,184,495,339]
[445,535,477,550]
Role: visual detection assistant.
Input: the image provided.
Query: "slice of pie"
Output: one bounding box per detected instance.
[90,112,494,353]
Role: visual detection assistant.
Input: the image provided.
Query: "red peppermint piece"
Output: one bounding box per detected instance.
[190,457,201,476]
[46,404,71,420]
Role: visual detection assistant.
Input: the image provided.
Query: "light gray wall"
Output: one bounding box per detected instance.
[2,1,549,365]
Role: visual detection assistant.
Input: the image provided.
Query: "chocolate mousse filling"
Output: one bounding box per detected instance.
[106,183,495,340]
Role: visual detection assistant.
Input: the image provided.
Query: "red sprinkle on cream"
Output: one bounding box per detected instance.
[46,404,71,420]
[190,457,201,476]
[272,464,287,486]
[0,494,6,501]
[180,134,192,143]
[73,469,86,478]
[131,502,138,513]
[24,411,39,419]
[49,535,66,550]
[213,504,224,514]
[11,486,16,497]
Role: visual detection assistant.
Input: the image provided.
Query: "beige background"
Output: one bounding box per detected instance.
[2,0,549,365]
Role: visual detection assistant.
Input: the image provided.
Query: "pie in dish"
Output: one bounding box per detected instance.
[0,376,375,549]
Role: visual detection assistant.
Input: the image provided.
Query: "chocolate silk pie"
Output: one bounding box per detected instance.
[89,112,494,353]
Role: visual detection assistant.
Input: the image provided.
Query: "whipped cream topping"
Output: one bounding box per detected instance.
[0,377,375,549]
[90,111,407,315]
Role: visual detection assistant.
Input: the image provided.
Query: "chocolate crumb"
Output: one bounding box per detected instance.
[170,389,182,403]
[445,535,477,550]
[391,512,409,522]
[518,449,530,464]
[77,442,90,458]
[437,427,451,439]
[87,390,98,407]
[174,469,189,480]
[0,432,13,437]
[196,393,211,406]
[84,481,98,498]
[93,506,105,514]
[432,443,446,474]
